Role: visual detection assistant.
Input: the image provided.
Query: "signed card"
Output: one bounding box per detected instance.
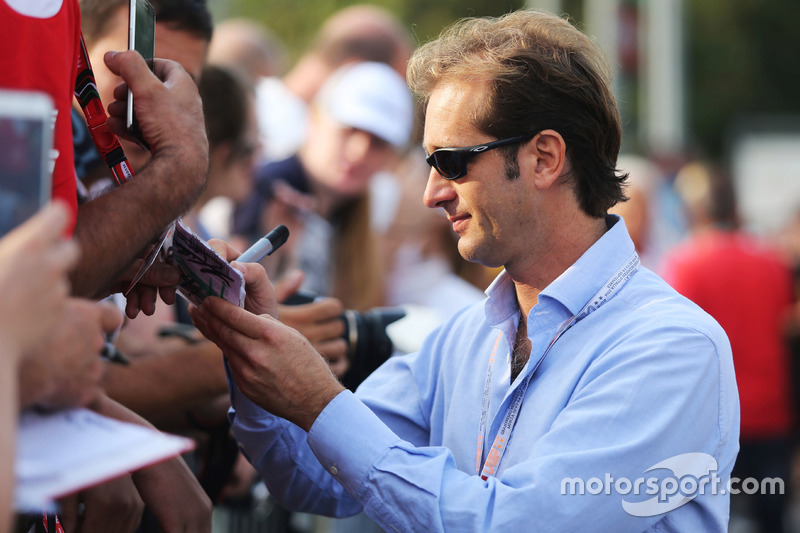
[165,220,244,307]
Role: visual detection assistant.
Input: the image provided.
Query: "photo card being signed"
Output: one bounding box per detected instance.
[164,220,245,307]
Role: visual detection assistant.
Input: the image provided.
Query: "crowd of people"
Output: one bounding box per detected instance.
[2,1,799,532]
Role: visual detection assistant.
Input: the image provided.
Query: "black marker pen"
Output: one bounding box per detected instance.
[236,224,290,263]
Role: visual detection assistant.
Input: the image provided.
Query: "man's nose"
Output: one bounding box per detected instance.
[423,168,456,209]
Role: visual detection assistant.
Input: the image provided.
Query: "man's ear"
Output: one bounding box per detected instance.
[521,129,567,190]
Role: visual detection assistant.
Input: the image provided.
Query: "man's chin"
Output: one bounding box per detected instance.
[457,239,481,264]
[458,240,504,268]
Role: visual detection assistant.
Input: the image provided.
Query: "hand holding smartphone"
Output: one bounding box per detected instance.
[127,0,155,149]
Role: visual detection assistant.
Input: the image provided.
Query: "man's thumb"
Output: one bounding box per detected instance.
[104,50,150,88]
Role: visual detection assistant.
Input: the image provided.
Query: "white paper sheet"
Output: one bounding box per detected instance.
[15,408,195,511]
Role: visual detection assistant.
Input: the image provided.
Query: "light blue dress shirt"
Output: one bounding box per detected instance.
[228,215,739,532]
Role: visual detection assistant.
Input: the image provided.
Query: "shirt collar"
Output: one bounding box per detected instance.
[543,214,635,316]
[484,214,636,324]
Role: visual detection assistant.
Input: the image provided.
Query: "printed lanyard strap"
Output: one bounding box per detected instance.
[476,253,640,480]
[74,33,135,185]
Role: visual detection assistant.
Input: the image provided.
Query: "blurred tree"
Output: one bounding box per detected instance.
[688,0,800,157]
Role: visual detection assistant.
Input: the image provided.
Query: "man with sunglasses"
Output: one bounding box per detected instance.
[190,10,739,532]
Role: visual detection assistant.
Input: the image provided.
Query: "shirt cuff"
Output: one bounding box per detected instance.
[307,390,402,499]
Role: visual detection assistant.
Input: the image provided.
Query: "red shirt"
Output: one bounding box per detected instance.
[663,229,794,438]
[0,0,81,234]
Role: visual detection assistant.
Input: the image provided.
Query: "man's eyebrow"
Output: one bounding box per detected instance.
[422,141,440,155]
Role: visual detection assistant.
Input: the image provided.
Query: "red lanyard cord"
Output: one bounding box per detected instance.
[74,33,135,186]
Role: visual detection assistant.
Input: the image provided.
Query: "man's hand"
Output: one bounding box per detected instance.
[188,258,344,431]
[206,238,278,317]
[0,203,79,359]
[191,295,344,431]
[108,259,181,319]
[273,269,349,375]
[131,456,212,533]
[58,474,144,533]
[104,51,208,175]
[208,241,349,375]
[278,299,348,377]
[18,299,122,410]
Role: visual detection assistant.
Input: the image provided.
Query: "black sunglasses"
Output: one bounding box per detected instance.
[425,133,535,180]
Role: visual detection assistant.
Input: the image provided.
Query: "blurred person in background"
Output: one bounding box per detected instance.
[201,18,287,241]
[611,154,694,276]
[241,4,413,163]
[232,60,412,429]
[207,18,287,85]
[610,155,658,264]
[233,61,413,313]
[196,62,349,376]
[183,64,259,244]
[662,161,795,533]
[610,154,685,271]
[205,5,413,258]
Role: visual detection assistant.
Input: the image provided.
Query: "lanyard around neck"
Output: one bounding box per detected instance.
[476,253,640,480]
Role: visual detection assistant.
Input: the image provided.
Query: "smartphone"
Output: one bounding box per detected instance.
[127,0,155,148]
[0,90,54,237]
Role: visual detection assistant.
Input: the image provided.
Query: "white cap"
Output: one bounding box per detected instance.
[316,62,413,148]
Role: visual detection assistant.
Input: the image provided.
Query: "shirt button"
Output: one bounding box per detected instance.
[329,465,339,476]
